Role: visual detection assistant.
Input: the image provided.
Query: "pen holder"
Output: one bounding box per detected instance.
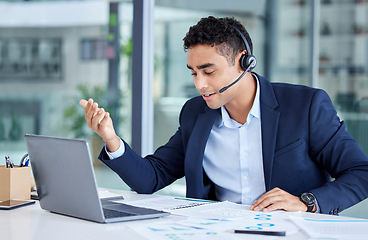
[0,166,31,201]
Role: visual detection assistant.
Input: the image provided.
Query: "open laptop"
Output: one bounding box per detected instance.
[25,134,169,223]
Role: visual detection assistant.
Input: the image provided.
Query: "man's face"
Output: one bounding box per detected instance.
[187,44,241,109]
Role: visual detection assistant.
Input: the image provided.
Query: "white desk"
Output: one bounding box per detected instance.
[0,189,357,240]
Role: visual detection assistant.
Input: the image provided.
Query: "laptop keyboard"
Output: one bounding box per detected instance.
[103,208,135,218]
[102,202,165,219]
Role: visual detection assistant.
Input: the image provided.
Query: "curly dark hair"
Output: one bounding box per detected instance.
[183,16,253,65]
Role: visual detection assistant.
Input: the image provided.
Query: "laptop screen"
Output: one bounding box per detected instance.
[25,134,105,222]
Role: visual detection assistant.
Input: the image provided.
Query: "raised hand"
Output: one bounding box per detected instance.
[79,98,120,152]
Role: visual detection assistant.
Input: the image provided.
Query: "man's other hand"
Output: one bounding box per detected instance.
[249,187,314,212]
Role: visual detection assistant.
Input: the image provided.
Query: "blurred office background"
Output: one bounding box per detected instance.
[1,0,368,218]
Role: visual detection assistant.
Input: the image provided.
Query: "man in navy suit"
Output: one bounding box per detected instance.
[80,16,368,215]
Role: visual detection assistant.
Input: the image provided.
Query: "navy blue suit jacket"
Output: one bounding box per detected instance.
[100,73,368,215]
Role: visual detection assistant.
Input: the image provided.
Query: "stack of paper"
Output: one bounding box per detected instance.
[290,215,368,240]
[126,196,300,239]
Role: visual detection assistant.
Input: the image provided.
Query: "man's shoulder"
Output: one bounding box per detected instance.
[271,81,317,92]
[256,73,322,99]
[270,81,323,100]
[257,74,331,109]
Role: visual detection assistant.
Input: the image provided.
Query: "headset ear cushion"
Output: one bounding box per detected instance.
[246,55,257,70]
[240,54,247,71]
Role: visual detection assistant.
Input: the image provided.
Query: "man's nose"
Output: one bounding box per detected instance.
[195,75,209,89]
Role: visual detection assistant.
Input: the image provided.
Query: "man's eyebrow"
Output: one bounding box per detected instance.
[198,63,214,69]
[186,63,214,70]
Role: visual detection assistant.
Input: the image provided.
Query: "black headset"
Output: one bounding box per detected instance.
[232,26,257,72]
[218,26,258,93]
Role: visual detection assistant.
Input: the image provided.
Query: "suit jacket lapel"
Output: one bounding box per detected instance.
[258,75,280,191]
[185,107,218,198]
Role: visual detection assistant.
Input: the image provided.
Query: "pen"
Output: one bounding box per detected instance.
[234,229,286,236]
[5,155,14,168]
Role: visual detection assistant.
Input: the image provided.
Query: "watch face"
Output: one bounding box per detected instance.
[301,192,315,205]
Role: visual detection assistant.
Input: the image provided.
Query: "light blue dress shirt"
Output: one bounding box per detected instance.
[203,75,266,205]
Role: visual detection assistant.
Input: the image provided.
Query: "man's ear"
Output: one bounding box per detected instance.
[235,50,247,71]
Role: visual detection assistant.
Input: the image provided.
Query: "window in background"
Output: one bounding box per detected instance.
[0,38,62,80]
[274,0,312,86]
[0,0,133,191]
[318,1,368,156]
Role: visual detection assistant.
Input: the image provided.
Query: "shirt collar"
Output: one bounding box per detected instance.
[217,73,261,128]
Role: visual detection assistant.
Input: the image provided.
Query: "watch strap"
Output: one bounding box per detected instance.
[306,203,314,212]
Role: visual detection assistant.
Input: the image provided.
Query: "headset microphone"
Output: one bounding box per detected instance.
[218,26,257,94]
[218,60,254,93]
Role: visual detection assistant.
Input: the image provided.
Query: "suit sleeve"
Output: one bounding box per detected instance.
[308,89,368,214]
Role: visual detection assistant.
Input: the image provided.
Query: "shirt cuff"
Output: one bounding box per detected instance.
[105,138,125,160]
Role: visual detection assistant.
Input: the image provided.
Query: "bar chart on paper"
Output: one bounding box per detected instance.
[131,218,238,240]
[170,201,299,234]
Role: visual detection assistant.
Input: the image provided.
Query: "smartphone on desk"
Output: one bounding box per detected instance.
[0,200,35,210]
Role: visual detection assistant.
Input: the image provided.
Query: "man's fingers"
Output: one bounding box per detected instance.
[250,187,307,212]
[262,202,283,212]
[100,112,110,125]
[250,188,280,210]
[253,195,282,211]
[81,98,99,112]
[86,102,101,122]
[79,98,116,143]
[79,99,88,108]
[250,187,292,211]
[91,108,106,128]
